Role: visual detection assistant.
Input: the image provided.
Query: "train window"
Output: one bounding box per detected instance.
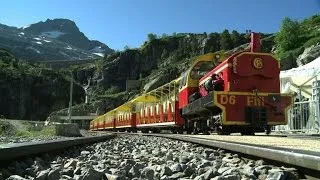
[190,61,216,79]
[179,72,187,89]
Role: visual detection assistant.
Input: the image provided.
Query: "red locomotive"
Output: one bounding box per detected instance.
[90,32,294,135]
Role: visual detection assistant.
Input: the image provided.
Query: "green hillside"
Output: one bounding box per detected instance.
[0,49,85,120]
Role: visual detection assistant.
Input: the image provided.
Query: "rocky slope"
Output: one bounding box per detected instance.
[0,49,85,120]
[0,18,114,61]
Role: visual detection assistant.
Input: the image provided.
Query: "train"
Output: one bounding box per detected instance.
[89,32,294,135]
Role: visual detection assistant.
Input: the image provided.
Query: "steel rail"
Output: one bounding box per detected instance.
[120,133,320,172]
[0,134,115,161]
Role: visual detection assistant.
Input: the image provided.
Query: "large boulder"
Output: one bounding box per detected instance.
[55,123,81,137]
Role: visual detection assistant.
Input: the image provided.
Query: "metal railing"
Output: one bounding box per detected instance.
[273,100,320,133]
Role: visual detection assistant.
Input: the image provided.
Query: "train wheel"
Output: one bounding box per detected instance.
[152,128,160,133]
[177,128,184,134]
[192,129,199,135]
[141,129,148,133]
[171,128,178,134]
[241,131,255,136]
[203,130,210,135]
[266,126,271,135]
[217,126,230,135]
[217,131,230,135]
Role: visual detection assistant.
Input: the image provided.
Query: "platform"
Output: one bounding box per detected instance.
[184,133,320,153]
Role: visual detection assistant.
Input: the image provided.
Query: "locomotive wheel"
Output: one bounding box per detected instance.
[217,131,230,135]
[177,128,184,134]
[203,128,210,135]
[192,129,199,135]
[186,129,192,134]
[266,126,271,135]
[241,131,255,136]
[217,126,230,135]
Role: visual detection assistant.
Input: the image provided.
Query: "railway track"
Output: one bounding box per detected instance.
[1,132,319,179]
[0,133,115,161]
[117,132,320,179]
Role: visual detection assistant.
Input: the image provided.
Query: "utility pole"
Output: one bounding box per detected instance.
[67,72,74,123]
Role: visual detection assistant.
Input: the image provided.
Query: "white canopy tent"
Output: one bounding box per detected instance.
[280,56,320,99]
[278,57,320,133]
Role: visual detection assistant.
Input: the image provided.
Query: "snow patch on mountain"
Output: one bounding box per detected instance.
[65,46,73,50]
[93,52,104,57]
[19,32,25,36]
[43,39,51,43]
[32,41,43,45]
[59,51,70,57]
[33,37,41,41]
[41,31,66,38]
[22,25,30,29]
[26,46,40,54]
[90,46,105,53]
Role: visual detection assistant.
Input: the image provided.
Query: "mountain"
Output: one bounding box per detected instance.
[0,18,114,61]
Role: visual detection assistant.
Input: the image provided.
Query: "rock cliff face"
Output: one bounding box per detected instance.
[297,43,320,66]
[73,35,209,94]
[0,50,85,120]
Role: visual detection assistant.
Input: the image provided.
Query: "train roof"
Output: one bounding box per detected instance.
[90,76,182,122]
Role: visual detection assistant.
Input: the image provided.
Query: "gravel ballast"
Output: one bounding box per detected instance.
[1,134,301,180]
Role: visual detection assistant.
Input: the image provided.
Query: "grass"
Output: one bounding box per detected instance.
[23,125,56,137]
[12,126,56,137]
[0,120,56,138]
[303,36,320,48]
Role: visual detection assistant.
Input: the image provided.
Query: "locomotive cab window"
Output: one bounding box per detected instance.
[179,72,188,89]
[190,61,216,79]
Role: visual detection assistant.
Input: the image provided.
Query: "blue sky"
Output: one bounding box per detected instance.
[0,0,319,50]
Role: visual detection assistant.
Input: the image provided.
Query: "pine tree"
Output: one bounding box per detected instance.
[220,29,233,50]
[275,17,301,52]
[124,45,130,50]
[231,30,242,47]
[162,33,168,38]
[147,33,157,41]
[208,33,221,52]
